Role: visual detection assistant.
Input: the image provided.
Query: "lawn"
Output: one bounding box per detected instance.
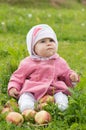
[0,1,86,130]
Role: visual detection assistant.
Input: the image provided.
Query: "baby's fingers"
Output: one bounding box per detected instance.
[70,73,78,82]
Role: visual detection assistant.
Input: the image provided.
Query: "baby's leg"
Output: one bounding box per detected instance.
[18,93,36,112]
[54,92,68,111]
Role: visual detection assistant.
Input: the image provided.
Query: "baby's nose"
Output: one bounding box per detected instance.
[47,42,52,46]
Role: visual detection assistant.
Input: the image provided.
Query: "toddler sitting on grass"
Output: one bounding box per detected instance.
[7,24,79,112]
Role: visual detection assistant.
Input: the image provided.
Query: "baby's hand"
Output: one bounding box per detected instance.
[70,72,79,82]
[9,88,19,99]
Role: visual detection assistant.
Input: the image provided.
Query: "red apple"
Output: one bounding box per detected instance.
[39,95,55,103]
[35,110,52,124]
[6,112,24,125]
[22,109,36,122]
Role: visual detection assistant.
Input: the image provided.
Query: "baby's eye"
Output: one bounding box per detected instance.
[40,40,45,43]
[50,39,54,42]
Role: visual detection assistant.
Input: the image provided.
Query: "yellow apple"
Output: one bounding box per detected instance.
[35,110,52,124]
[36,102,48,110]
[1,107,13,114]
[22,109,36,122]
[39,95,55,103]
[5,98,19,111]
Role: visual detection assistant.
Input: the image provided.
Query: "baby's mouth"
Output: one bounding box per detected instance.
[47,47,54,50]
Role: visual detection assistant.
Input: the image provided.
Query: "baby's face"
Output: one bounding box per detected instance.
[34,38,57,58]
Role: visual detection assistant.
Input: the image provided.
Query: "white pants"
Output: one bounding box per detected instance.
[54,92,68,111]
[18,92,68,112]
[18,93,36,112]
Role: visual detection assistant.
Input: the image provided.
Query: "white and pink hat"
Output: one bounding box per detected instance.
[26,24,58,58]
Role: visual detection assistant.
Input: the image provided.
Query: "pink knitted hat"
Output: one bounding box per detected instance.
[26,24,58,58]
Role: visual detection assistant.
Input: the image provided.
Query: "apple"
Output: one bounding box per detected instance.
[1,106,13,114]
[5,98,19,111]
[39,95,55,103]
[6,112,24,125]
[1,98,18,114]
[22,109,36,122]
[35,110,52,124]
[36,102,48,110]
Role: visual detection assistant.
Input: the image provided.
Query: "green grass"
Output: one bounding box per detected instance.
[0,1,86,130]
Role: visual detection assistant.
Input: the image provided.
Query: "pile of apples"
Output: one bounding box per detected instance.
[1,95,55,126]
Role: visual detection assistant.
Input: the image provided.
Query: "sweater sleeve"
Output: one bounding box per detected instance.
[58,57,76,87]
[7,58,34,92]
